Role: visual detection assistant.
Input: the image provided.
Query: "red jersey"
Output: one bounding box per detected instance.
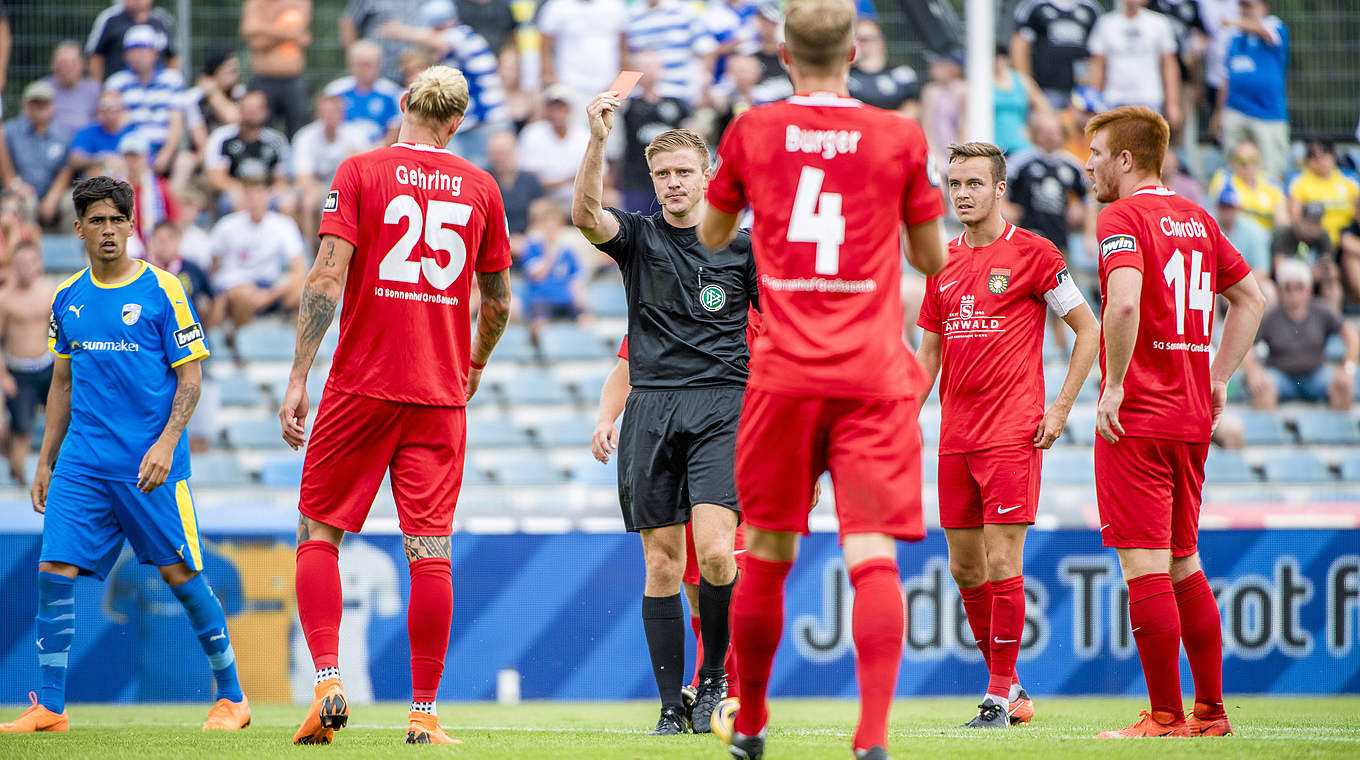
[1097,186,1251,442]
[319,142,512,406]
[707,93,944,399]
[918,224,1083,454]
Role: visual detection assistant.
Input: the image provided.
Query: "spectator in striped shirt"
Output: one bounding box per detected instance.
[624,0,718,107]
[323,40,404,144]
[380,0,509,168]
[103,24,186,178]
[84,0,178,83]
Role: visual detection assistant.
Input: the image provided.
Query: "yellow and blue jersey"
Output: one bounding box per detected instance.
[48,261,209,483]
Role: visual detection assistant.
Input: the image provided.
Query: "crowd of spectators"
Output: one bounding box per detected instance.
[0,0,1350,461]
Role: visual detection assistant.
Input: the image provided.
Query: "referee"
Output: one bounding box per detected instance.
[573,91,756,736]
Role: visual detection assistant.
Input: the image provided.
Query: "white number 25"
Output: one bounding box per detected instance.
[379,194,472,290]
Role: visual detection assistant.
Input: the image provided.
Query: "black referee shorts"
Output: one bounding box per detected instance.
[617,386,744,532]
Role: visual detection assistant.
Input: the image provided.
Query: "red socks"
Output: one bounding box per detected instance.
[849,558,904,752]
[296,540,342,670]
[725,634,741,699]
[731,555,791,737]
[689,614,704,689]
[408,557,453,702]
[1127,572,1184,720]
[987,575,1025,699]
[959,581,993,668]
[1175,570,1224,718]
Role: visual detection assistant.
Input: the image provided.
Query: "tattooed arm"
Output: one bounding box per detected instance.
[404,533,452,562]
[281,235,356,449]
[138,359,202,493]
[467,269,511,400]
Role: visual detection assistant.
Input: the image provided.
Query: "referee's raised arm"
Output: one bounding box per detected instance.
[571,91,622,245]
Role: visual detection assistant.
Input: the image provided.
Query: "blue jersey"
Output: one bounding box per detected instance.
[324,75,403,143]
[48,261,210,483]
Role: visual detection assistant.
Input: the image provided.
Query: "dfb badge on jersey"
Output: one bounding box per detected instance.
[323,190,339,212]
[988,268,1010,295]
[699,284,726,312]
[121,303,142,325]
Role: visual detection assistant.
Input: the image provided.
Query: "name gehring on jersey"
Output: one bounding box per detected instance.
[395,164,462,194]
[786,125,862,160]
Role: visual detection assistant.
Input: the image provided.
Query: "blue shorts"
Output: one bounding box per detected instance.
[40,473,204,580]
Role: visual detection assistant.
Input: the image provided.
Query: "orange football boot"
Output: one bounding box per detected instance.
[1097,710,1188,738]
[203,696,251,730]
[293,678,348,745]
[1008,689,1034,724]
[0,692,68,733]
[1186,704,1233,737]
[405,711,461,744]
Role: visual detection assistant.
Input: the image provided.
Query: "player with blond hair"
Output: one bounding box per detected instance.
[281,64,512,745]
[699,0,946,757]
[1085,105,1265,738]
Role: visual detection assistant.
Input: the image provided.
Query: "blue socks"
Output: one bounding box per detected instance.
[36,572,75,714]
[170,573,244,702]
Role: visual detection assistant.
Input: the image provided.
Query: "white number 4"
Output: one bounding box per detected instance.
[788,166,845,276]
[1163,248,1213,336]
[379,194,472,290]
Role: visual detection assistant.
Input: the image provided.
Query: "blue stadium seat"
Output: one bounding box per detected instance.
[539,323,607,362]
[571,454,618,487]
[462,465,492,487]
[271,373,328,405]
[1325,335,1345,362]
[1295,410,1360,445]
[1041,451,1094,485]
[1261,451,1333,483]
[467,423,532,448]
[1063,413,1097,446]
[491,455,566,486]
[587,281,628,318]
[535,417,597,448]
[236,323,296,362]
[41,235,87,271]
[190,453,251,488]
[921,452,937,484]
[1204,449,1257,484]
[574,373,610,404]
[491,325,537,363]
[500,370,572,405]
[226,419,290,450]
[216,373,264,407]
[1340,453,1360,482]
[259,458,305,487]
[1239,410,1291,445]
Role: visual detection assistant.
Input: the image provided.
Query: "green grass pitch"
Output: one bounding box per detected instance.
[0,697,1356,759]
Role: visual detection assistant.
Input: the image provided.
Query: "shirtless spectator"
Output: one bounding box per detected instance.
[240,0,312,137]
[0,241,54,484]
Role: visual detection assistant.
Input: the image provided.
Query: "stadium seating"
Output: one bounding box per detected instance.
[259,458,305,487]
[1261,451,1333,483]
[236,323,298,362]
[500,370,573,406]
[1295,410,1360,446]
[216,372,265,407]
[491,325,538,363]
[539,323,609,362]
[1062,412,1098,446]
[1204,449,1258,484]
[492,455,567,486]
[467,423,533,448]
[586,280,628,318]
[534,417,597,448]
[1239,410,1292,446]
[571,454,618,487]
[1041,450,1094,484]
[41,235,87,271]
[1339,452,1360,482]
[191,452,251,488]
[226,419,291,450]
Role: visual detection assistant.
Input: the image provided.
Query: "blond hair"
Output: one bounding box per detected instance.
[644,128,710,171]
[406,65,469,126]
[783,0,856,74]
[947,142,1006,185]
[1085,105,1169,175]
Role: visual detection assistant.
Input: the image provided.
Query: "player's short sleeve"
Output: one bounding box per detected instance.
[593,208,642,262]
[706,113,749,215]
[1032,241,1085,317]
[900,119,945,227]
[318,155,362,246]
[154,269,210,367]
[1210,216,1252,292]
[1096,204,1144,274]
[476,182,513,273]
[48,295,69,358]
[617,336,628,360]
[916,275,942,333]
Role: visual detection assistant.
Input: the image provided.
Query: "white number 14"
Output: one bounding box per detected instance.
[1163,247,1213,336]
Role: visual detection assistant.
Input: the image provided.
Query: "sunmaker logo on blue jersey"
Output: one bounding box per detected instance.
[74,339,140,353]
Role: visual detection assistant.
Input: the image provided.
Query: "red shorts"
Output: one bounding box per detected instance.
[735,388,924,542]
[938,443,1041,528]
[683,521,748,586]
[1094,436,1208,557]
[299,389,467,535]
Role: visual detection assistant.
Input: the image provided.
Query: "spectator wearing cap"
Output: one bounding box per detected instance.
[1207,139,1288,233]
[117,133,179,252]
[207,163,307,329]
[203,90,293,212]
[240,0,313,138]
[39,91,133,227]
[1214,183,1272,295]
[1242,258,1357,411]
[293,92,373,245]
[487,130,544,253]
[1060,85,1104,165]
[1215,0,1289,181]
[518,85,591,204]
[42,41,102,137]
[1010,0,1103,110]
[379,0,510,167]
[5,82,71,220]
[537,0,628,104]
[339,0,424,82]
[920,48,967,181]
[1088,0,1181,130]
[1272,201,1341,313]
[85,0,178,83]
[323,40,404,144]
[103,24,186,177]
[1287,139,1360,246]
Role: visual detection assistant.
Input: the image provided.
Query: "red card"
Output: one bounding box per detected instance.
[607,70,643,99]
